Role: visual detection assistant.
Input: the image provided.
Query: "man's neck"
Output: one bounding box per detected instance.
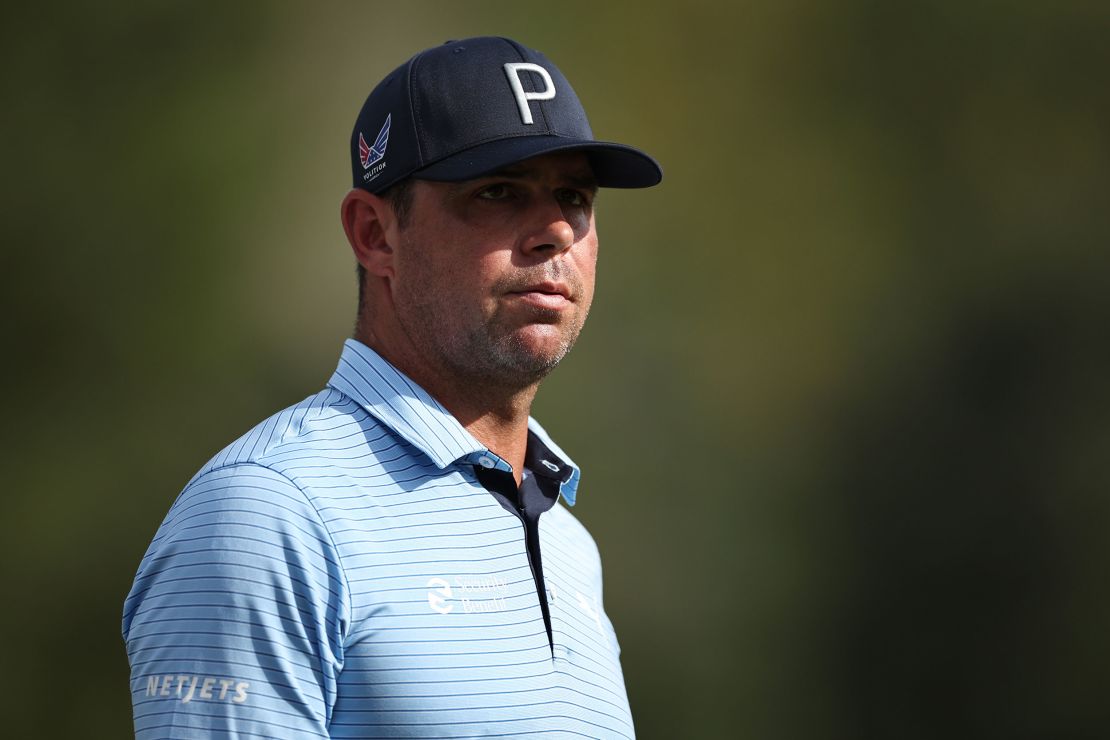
[455,402,535,486]
[356,329,538,484]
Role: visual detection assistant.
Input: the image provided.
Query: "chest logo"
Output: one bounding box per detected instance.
[427,577,454,614]
[427,575,509,614]
[576,590,604,634]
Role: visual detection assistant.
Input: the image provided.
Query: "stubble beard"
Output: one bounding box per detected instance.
[473,306,584,388]
[395,268,590,395]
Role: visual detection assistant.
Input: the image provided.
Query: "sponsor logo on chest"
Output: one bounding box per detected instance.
[427,575,509,614]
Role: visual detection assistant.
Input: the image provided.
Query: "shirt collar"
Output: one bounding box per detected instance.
[526,417,581,506]
[327,339,582,505]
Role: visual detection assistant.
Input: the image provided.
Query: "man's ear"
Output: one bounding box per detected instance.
[341,189,397,279]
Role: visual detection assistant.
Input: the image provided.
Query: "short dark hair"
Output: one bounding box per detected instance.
[356,179,414,314]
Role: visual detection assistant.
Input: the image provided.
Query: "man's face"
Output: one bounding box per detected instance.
[389,151,599,390]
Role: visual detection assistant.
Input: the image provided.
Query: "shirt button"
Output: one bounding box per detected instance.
[477,456,495,469]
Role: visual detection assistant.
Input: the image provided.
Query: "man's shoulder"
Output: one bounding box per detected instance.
[185,386,391,492]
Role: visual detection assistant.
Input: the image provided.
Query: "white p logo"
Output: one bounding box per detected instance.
[503,63,556,125]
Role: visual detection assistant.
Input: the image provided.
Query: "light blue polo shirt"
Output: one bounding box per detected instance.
[122,339,633,739]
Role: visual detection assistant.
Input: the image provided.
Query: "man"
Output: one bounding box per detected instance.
[122,36,661,739]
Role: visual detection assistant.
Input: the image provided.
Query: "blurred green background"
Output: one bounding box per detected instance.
[3,2,1109,737]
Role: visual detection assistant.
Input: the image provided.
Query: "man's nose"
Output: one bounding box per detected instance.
[520,198,576,257]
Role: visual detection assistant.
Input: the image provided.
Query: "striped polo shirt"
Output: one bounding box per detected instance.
[122,339,634,739]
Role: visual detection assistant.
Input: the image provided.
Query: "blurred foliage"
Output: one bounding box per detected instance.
[3,1,1109,738]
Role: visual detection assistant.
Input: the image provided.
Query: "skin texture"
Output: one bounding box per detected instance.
[341,151,599,481]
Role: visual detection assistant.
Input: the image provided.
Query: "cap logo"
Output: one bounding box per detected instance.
[503,63,555,125]
[359,113,391,181]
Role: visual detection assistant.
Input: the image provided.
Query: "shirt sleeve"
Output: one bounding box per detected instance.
[122,464,349,739]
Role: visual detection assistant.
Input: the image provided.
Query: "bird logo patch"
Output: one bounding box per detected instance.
[359,114,391,170]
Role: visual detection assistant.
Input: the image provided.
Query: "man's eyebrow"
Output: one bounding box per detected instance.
[567,173,600,191]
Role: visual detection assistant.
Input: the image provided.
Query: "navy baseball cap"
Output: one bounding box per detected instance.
[350,36,662,194]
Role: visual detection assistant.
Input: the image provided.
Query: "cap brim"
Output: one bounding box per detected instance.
[412,135,662,189]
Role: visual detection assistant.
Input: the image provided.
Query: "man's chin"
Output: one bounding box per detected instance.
[487,328,577,382]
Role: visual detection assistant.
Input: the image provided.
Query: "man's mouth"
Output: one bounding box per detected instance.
[507,282,573,310]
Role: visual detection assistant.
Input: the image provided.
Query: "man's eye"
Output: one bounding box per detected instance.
[477,184,510,200]
[557,189,590,207]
